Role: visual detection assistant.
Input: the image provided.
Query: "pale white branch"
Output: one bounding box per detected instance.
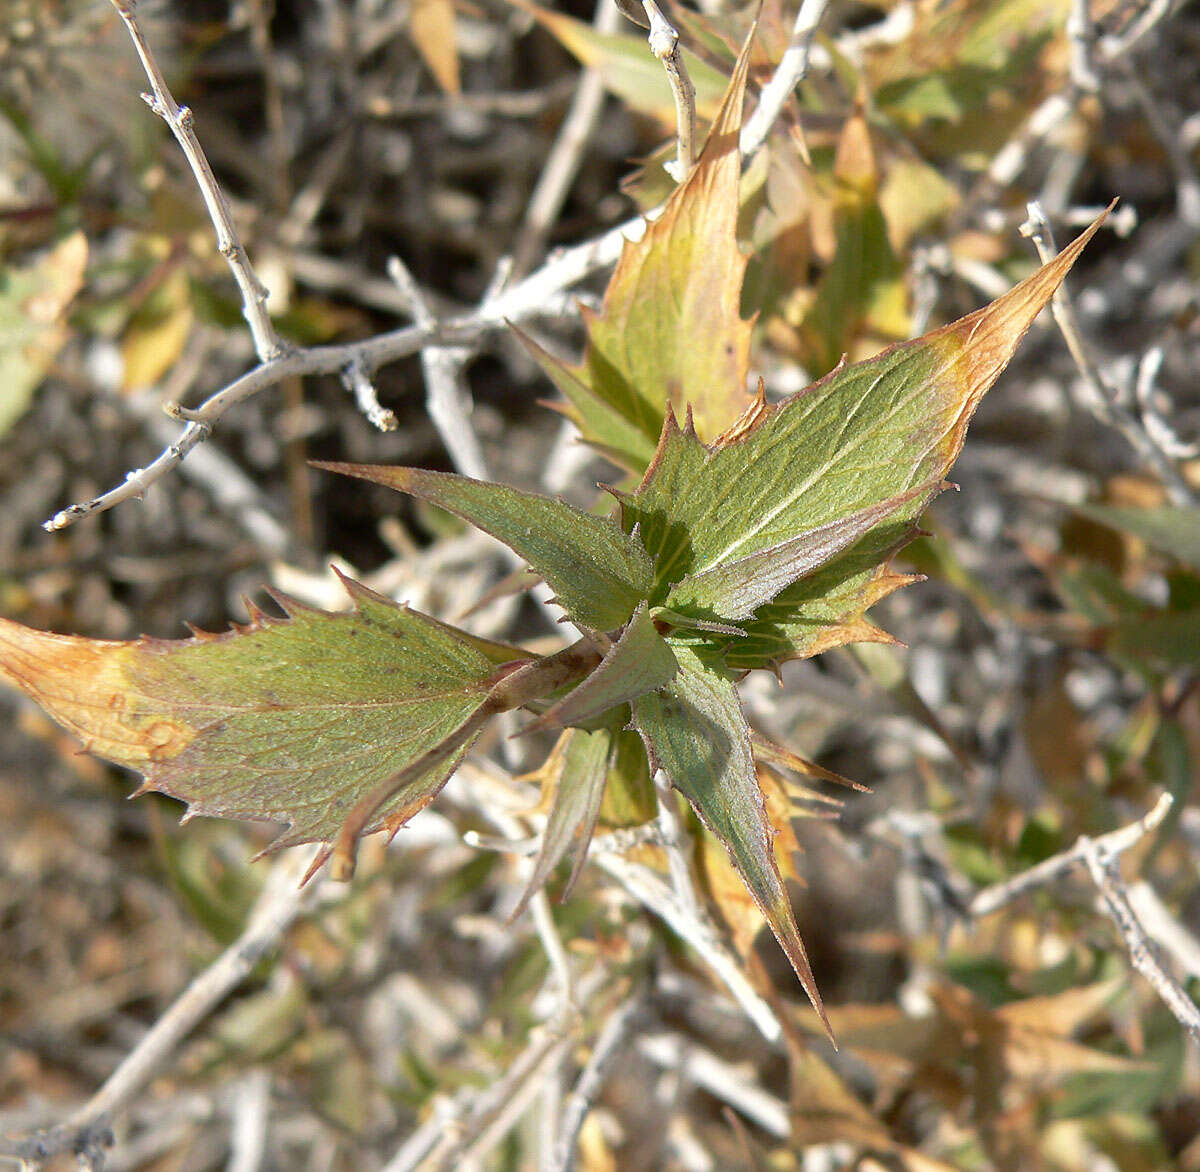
[109,0,282,363]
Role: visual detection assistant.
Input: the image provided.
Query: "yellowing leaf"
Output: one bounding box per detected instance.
[409,0,460,95]
[0,231,88,438]
[120,264,194,391]
[526,32,755,470]
[878,157,960,251]
[0,576,520,855]
[797,111,909,377]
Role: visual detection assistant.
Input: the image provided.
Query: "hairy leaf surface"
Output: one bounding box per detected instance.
[315,463,653,631]
[632,645,829,1033]
[0,576,519,850]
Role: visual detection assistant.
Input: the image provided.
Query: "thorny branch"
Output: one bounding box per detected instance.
[45,0,833,534]
[549,993,646,1172]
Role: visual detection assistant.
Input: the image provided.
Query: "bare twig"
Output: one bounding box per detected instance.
[596,852,783,1043]
[383,969,611,1172]
[387,256,488,479]
[42,210,636,534]
[340,356,398,432]
[1066,0,1099,92]
[969,792,1173,918]
[1019,201,1196,506]
[550,992,645,1172]
[739,0,829,157]
[637,1033,789,1138]
[1136,347,1200,458]
[143,395,289,554]
[1118,63,1200,228]
[1128,881,1200,982]
[383,1031,572,1172]
[0,848,322,1167]
[225,1070,271,1172]
[108,0,282,363]
[640,0,696,179]
[1082,839,1200,1044]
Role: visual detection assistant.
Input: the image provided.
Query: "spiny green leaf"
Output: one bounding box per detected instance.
[632,645,831,1037]
[0,575,522,857]
[1072,503,1200,571]
[526,30,756,471]
[314,463,654,631]
[664,476,945,621]
[621,209,1109,669]
[513,725,614,918]
[515,328,658,475]
[523,604,678,733]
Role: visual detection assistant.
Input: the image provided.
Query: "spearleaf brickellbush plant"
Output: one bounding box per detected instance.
[0,32,1108,1034]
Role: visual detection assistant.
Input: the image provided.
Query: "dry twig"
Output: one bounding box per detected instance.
[0,847,322,1168]
[108,0,281,364]
[639,0,696,179]
[968,793,1200,1044]
[739,0,829,156]
[1019,201,1196,506]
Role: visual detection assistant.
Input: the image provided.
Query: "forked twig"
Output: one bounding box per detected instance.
[969,793,1200,1044]
[969,792,1174,918]
[1082,839,1200,1044]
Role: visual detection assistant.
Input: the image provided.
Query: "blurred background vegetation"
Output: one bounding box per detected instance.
[2,0,1200,1168]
